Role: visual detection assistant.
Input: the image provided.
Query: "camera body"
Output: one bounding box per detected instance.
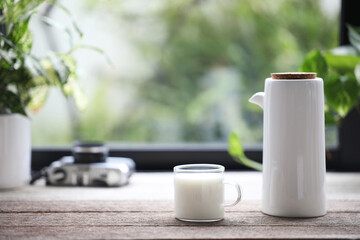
[46,156,135,187]
[46,143,135,187]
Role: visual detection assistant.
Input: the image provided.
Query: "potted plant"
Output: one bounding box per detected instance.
[0,0,86,189]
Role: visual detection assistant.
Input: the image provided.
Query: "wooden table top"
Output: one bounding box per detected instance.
[1,172,359,239]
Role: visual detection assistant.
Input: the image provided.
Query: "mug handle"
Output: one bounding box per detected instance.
[223,180,241,207]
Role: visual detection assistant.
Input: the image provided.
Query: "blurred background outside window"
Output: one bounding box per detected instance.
[30,0,340,147]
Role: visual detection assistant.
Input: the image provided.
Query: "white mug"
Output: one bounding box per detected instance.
[174,164,241,222]
[249,73,326,217]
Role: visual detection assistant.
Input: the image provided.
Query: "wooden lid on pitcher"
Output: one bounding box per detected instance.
[271,72,317,79]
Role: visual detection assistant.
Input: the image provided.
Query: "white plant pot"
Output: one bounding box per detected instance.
[0,114,31,189]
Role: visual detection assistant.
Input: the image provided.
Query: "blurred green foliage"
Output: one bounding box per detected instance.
[33,0,339,145]
[140,1,336,143]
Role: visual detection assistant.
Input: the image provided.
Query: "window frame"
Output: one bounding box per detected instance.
[32,145,342,171]
[337,0,360,170]
[31,0,359,171]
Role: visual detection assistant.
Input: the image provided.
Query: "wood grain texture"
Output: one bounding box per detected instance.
[1,226,359,240]
[1,211,360,227]
[0,172,360,239]
[0,200,359,239]
[1,200,359,213]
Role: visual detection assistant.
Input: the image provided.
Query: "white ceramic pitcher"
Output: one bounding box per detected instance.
[249,72,326,217]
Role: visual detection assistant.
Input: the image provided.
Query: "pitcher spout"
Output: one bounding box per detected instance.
[249,92,265,109]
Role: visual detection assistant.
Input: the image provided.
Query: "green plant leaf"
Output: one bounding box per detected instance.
[0,33,16,48]
[229,132,244,157]
[324,105,338,125]
[0,49,14,65]
[325,71,359,118]
[71,44,114,67]
[228,132,262,171]
[1,65,32,87]
[355,63,360,85]
[300,48,360,121]
[324,53,360,73]
[28,83,49,112]
[48,53,70,85]
[63,76,87,111]
[1,58,12,69]
[40,16,73,47]
[25,55,50,83]
[59,54,76,73]
[7,13,31,44]
[0,89,27,116]
[18,26,32,53]
[299,49,328,79]
[11,0,46,20]
[47,0,83,38]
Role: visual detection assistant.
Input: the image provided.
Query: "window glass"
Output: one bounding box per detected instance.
[30,0,340,146]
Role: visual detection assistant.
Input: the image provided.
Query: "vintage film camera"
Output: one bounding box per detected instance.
[46,143,135,187]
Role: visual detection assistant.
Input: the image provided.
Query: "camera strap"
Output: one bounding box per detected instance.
[30,167,48,185]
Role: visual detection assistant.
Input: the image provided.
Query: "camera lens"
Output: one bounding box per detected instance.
[73,142,108,164]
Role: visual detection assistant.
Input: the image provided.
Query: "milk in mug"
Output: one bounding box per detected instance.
[174,173,224,221]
